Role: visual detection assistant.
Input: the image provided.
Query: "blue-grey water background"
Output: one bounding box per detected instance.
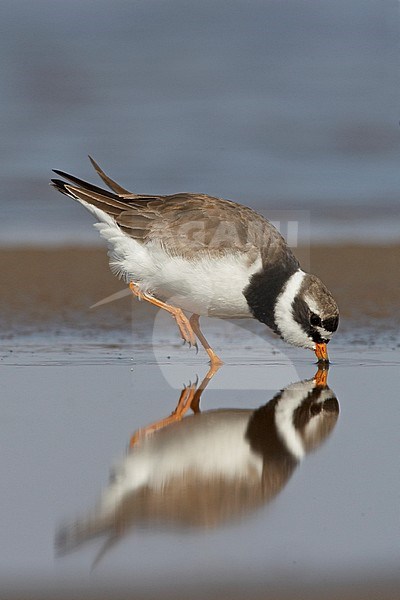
[1,0,399,246]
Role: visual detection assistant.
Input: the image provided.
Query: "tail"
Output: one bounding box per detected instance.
[88,156,133,196]
[50,159,132,218]
[50,157,152,281]
[51,155,132,195]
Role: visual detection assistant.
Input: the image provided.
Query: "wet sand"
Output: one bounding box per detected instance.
[0,244,399,337]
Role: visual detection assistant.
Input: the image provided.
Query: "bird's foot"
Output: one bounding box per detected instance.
[172,309,197,348]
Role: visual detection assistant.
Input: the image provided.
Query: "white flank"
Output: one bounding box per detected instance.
[139,248,262,317]
[274,270,313,349]
[75,198,261,317]
[76,198,153,282]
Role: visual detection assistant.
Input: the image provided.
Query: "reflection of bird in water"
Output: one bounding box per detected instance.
[56,368,338,566]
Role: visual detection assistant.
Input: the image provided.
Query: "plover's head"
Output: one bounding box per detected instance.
[273,271,339,362]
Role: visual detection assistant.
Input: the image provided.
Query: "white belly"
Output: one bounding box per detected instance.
[91,207,261,318]
[140,244,261,317]
[91,208,261,317]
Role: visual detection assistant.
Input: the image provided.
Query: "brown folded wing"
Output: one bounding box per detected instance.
[51,160,297,268]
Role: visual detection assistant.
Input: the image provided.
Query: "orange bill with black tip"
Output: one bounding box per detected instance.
[314,342,329,363]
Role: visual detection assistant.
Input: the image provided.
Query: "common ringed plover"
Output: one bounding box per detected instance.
[51,158,339,364]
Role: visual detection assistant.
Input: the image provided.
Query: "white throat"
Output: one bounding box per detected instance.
[274,270,313,349]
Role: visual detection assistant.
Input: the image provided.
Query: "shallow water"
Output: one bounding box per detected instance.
[1,324,399,597]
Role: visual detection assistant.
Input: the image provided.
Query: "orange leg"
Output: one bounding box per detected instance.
[189,313,223,370]
[129,382,197,447]
[129,362,223,447]
[129,282,197,348]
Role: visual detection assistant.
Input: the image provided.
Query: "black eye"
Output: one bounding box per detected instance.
[310,313,321,327]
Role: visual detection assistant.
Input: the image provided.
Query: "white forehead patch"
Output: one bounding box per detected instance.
[315,325,333,340]
[304,294,333,340]
[304,295,320,316]
[274,270,313,349]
